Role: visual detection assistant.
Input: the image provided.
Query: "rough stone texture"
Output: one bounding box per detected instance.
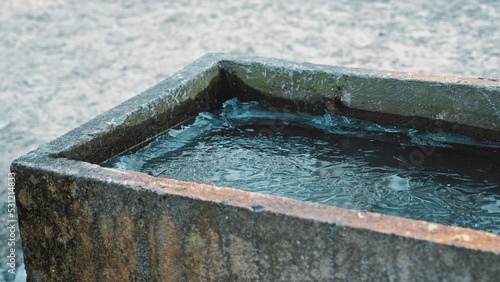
[2,1,500,279]
[12,158,500,282]
[11,54,500,281]
[221,57,500,140]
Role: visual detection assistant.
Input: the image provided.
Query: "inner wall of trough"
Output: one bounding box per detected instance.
[59,63,500,165]
[222,67,500,143]
[58,71,232,164]
[224,72,329,115]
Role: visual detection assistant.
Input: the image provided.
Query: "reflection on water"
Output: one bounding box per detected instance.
[102,98,500,235]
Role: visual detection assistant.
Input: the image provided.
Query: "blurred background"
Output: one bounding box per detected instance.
[1,0,499,281]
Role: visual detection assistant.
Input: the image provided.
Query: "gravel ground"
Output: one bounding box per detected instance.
[1,0,499,280]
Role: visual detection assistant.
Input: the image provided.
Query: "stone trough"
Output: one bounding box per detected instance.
[12,54,500,281]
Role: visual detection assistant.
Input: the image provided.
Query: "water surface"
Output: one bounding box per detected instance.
[102,98,500,235]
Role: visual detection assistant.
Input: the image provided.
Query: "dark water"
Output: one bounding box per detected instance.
[102,98,500,235]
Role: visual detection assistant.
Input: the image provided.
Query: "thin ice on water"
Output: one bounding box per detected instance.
[102,98,500,235]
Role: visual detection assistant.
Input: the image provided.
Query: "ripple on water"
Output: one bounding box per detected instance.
[102,98,500,235]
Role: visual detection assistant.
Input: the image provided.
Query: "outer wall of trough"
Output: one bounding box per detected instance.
[11,54,500,281]
[11,157,500,281]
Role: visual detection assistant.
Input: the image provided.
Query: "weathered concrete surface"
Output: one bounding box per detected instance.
[222,57,500,140]
[12,161,500,281]
[12,54,500,281]
[2,1,500,280]
[53,55,230,163]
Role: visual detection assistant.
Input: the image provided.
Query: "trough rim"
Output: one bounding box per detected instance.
[12,53,500,255]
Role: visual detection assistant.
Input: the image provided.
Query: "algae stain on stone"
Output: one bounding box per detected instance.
[29,174,39,185]
[98,212,139,280]
[54,214,73,245]
[228,234,258,279]
[18,187,33,208]
[73,202,98,281]
[155,216,183,280]
[185,226,225,280]
[480,90,500,120]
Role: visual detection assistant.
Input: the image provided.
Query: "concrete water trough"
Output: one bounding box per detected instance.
[12,53,500,281]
